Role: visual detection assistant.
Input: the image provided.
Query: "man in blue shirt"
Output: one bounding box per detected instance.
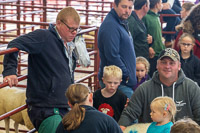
[98,0,137,98]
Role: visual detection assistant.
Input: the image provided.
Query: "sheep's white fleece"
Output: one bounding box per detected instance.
[123,123,151,133]
[0,87,34,132]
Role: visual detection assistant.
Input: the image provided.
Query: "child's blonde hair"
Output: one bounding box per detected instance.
[151,96,177,122]
[103,65,122,80]
[178,33,195,45]
[136,56,150,74]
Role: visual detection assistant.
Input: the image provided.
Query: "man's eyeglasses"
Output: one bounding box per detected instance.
[61,20,81,33]
[180,43,193,47]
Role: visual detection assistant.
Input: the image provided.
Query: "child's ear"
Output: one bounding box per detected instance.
[163,111,168,117]
[192,43,195,47]
[102,77,105,83]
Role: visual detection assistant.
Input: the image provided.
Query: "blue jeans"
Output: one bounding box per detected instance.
[172,0,181,14]
[99,80,133,99]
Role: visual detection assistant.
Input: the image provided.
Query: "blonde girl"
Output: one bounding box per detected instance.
[56,83,123,133]
[133,56,150,90]
[147,96,177,133]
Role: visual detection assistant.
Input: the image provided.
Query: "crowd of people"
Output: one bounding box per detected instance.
[2,0,200,132]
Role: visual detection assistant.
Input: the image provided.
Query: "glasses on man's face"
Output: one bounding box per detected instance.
[180,43,193,47]
[61,20,81,33]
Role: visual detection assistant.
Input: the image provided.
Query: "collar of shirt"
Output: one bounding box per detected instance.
[54,26,62,40]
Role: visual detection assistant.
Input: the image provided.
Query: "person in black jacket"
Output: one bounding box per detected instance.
[178,33,200,86]
[2,7,80,132]
[56,83,123,133]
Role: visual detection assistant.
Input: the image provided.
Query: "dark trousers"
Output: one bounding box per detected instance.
[149,56,158,78]
[160,0,181,42]
[27,105,69,130]
[172,0,181,14]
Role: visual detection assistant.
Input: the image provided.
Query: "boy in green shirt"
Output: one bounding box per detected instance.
[142,0,165,77]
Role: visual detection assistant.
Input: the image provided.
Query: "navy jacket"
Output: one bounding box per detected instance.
[3,24,76,108]
[180,51,200,86]
[56,105,123,133]
[98,9,137,88]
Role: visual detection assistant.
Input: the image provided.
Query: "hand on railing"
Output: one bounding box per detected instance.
[3,75,18,88]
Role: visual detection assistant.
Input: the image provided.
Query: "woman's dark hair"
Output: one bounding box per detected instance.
[182,2,194,11]
[184,3,200,40]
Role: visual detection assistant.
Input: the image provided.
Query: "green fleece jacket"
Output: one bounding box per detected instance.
[142,10,165,56]
[118,69,200,126]
[128,11,149,59]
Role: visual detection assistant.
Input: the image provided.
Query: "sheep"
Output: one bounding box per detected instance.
[123,123,151,133]
[0,87,34,133]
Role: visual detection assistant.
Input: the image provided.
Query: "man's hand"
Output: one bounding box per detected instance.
[125,98,129,107]
[162,3,171,10]
[3,75,18,87]
[149,47,155,58]
[120,126,126,131]
[147,34,153,44]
